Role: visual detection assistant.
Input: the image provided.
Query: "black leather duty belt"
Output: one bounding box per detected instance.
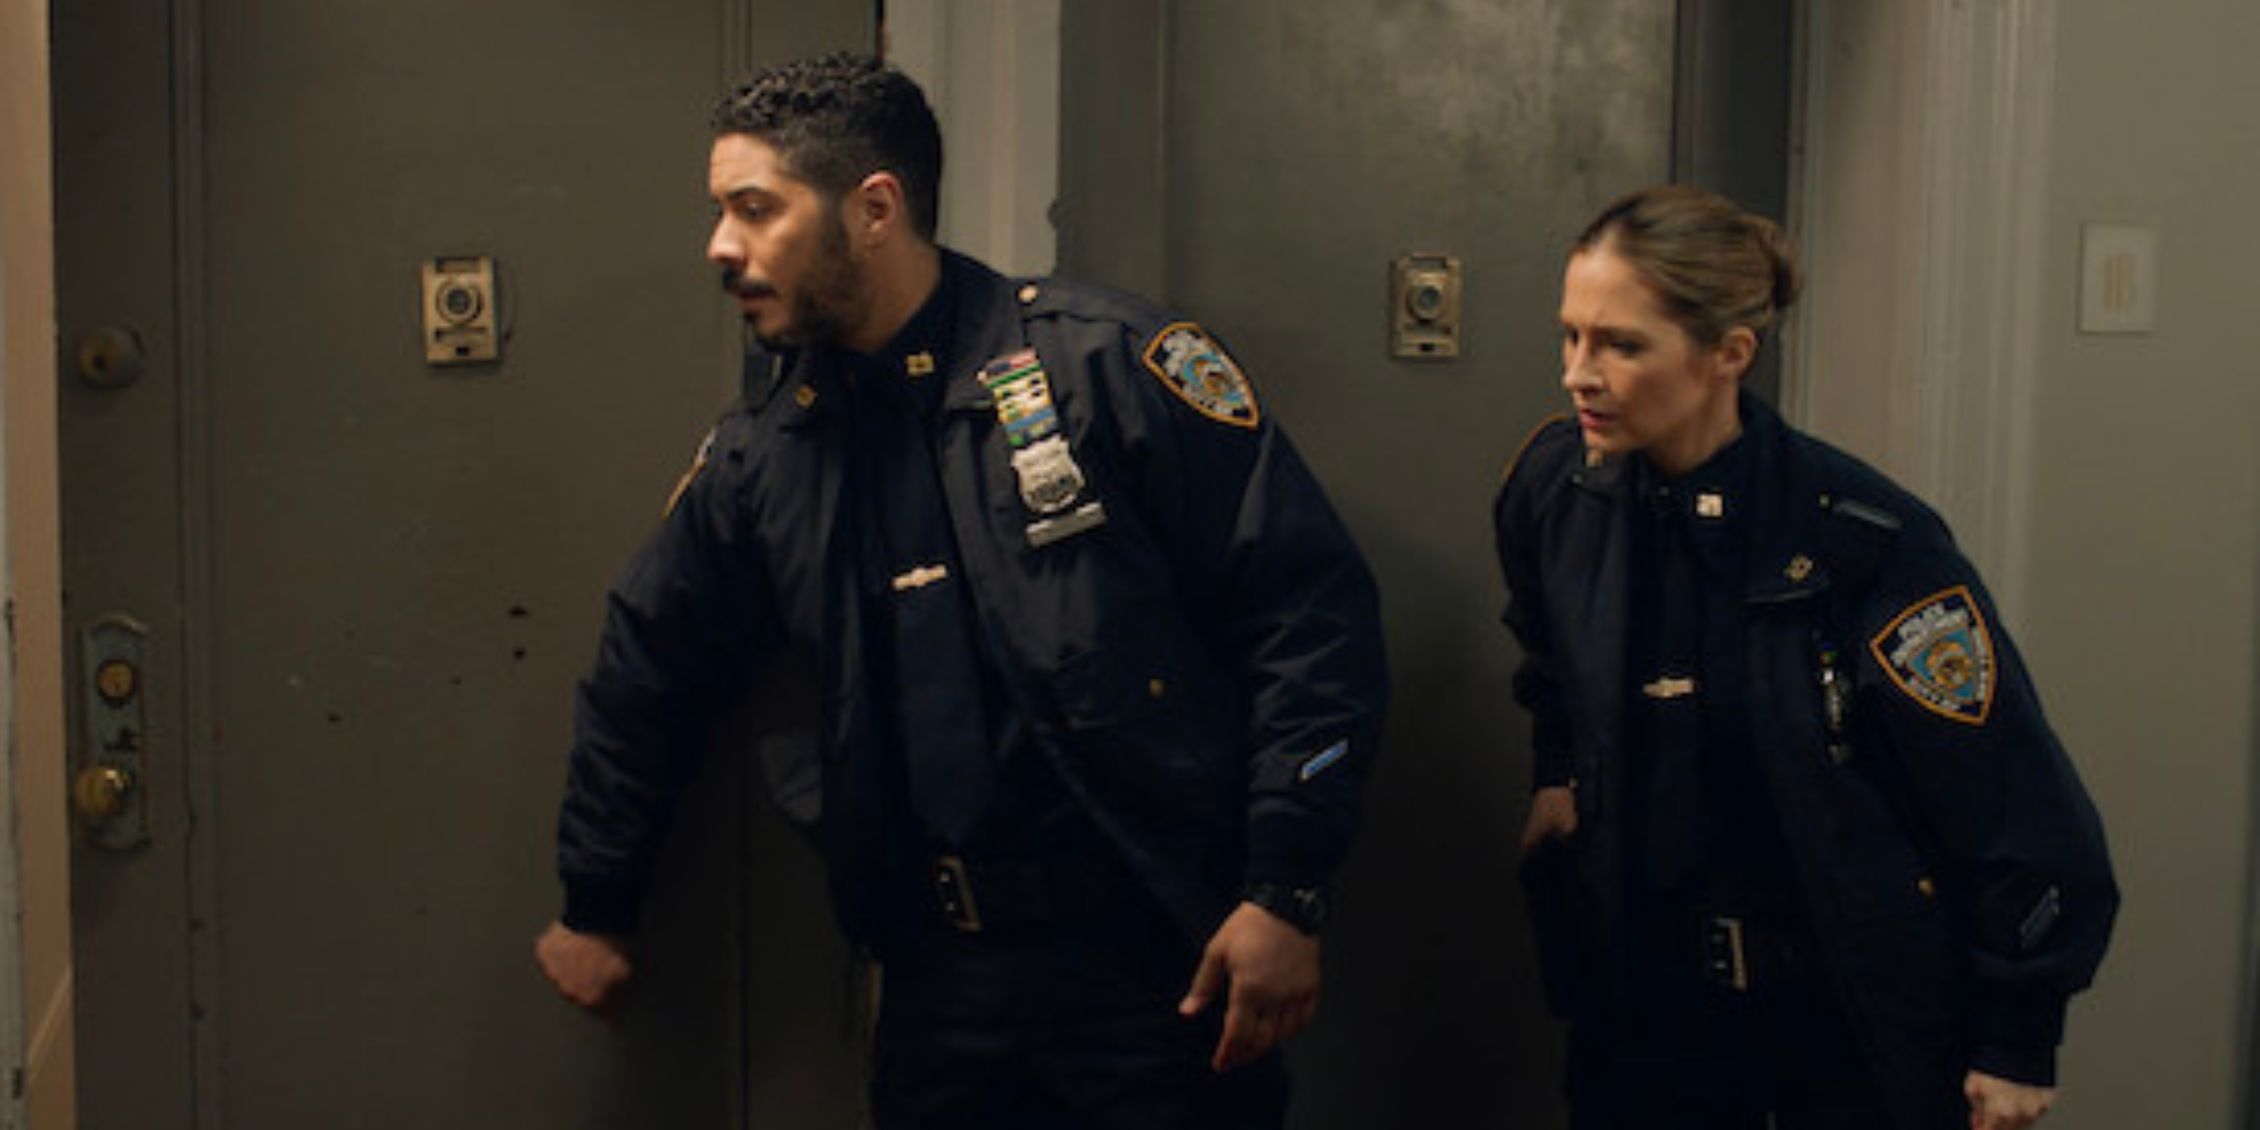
[928,852,1142,933]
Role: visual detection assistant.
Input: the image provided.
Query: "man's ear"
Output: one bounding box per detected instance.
[846,171,907,246]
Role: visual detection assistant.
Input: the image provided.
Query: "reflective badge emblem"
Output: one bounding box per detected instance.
[980,348,1108,546]
[664,430,715,517]
[1870,585,1996,725]
[1142,322,1259,429]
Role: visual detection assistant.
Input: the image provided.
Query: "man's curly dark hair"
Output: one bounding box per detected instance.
[712,53,943,240]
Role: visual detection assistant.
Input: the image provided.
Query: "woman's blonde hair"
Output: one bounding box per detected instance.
[1573,184,1801,347]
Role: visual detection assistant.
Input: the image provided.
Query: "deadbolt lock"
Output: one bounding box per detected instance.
[1390,253,1462,359]
[73,324,149,389]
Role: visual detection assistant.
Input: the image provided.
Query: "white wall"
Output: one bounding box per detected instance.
[2023,2,2260,1126]
[1797,1,2260,1126]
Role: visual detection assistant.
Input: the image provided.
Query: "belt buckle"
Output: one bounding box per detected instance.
[932,855,983,933]
[1703,915,1750,992]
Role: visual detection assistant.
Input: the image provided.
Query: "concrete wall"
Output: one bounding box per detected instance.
[2,0,78,1124]
[1798,1,2260,1125]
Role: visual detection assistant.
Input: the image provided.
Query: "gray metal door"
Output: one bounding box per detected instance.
[55,2,871,1126]
[1059,3,1775,1126]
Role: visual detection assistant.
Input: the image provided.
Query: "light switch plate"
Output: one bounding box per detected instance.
[2079,224,2156,334]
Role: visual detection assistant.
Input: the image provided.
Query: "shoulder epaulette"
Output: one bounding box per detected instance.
[1014,276,1170,333]
[1819,492,1904,590]
[1827,494,1903,533]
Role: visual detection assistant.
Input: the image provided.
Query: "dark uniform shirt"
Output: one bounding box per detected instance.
[1624,434,1795,909]
[1616,430,1839,1107]
[840,273,1099,864]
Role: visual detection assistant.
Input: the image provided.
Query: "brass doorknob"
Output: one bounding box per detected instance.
[73,766,135,820]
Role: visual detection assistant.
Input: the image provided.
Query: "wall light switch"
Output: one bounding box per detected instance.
[2079,224,2156,334]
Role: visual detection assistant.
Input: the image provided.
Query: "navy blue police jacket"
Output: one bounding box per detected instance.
[1495,394,2115,1127]
[557,250,1388,950]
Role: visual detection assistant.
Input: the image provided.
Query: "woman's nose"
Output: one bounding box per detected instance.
[1562,348,1600,393]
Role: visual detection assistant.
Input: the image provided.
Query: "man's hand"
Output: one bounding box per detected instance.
[1966,1070,2056,1130]
[1178,901,1321,1072]
[535,920,633,1014]
[1520,785,1578,855]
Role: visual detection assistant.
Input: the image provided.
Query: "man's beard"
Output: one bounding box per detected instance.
[721,220,866,350]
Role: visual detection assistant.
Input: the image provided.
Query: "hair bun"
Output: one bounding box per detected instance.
[1747,213,1803,315]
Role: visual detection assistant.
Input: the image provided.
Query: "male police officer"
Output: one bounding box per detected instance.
[533,53,1387,1127]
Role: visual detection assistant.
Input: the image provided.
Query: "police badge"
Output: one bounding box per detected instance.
[980,348,1108,547]
[1870,585,1997,725]
[1142,322,1260,429]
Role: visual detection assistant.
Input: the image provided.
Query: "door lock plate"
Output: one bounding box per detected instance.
[1390,253,1462,359]
[422,255,500,365]
[77,615,151,850]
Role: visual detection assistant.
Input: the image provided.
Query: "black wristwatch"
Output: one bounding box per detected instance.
[1242,882,1330,936]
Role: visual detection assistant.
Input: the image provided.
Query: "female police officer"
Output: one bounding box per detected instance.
[1495,186,2115,1130]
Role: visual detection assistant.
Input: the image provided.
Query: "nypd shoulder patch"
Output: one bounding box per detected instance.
[1141,322,1260,429]
[1869,585,1997,725]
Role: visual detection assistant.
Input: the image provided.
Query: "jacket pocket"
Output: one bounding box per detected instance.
[1052,643,1190,731]
[1051,645,1233,819]
[1828,859,1964,1067]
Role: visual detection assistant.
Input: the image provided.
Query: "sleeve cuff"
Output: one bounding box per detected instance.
[1968,1042,2057,1088]
[1530,743,1574,792]
[561,875,645,935]
[1242,812,1340,889]
[1968,991,2067,1086]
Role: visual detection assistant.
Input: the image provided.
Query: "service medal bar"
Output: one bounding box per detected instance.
[978,348,1107,544]
[981,350,1062,450]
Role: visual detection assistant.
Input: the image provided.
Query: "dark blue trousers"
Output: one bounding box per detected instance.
[870,911,1287,1130]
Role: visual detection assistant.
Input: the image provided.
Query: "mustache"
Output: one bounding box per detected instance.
[719,268,776,300]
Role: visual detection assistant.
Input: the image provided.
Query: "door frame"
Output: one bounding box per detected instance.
[4,0,75,1122]
[1782,0,2056,622]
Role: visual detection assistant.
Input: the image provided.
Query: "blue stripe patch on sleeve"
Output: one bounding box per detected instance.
[1298,740,1350,783]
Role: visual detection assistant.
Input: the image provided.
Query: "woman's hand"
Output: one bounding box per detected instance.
[1519,785,1579,855]
[1965,1070,2055,1130]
